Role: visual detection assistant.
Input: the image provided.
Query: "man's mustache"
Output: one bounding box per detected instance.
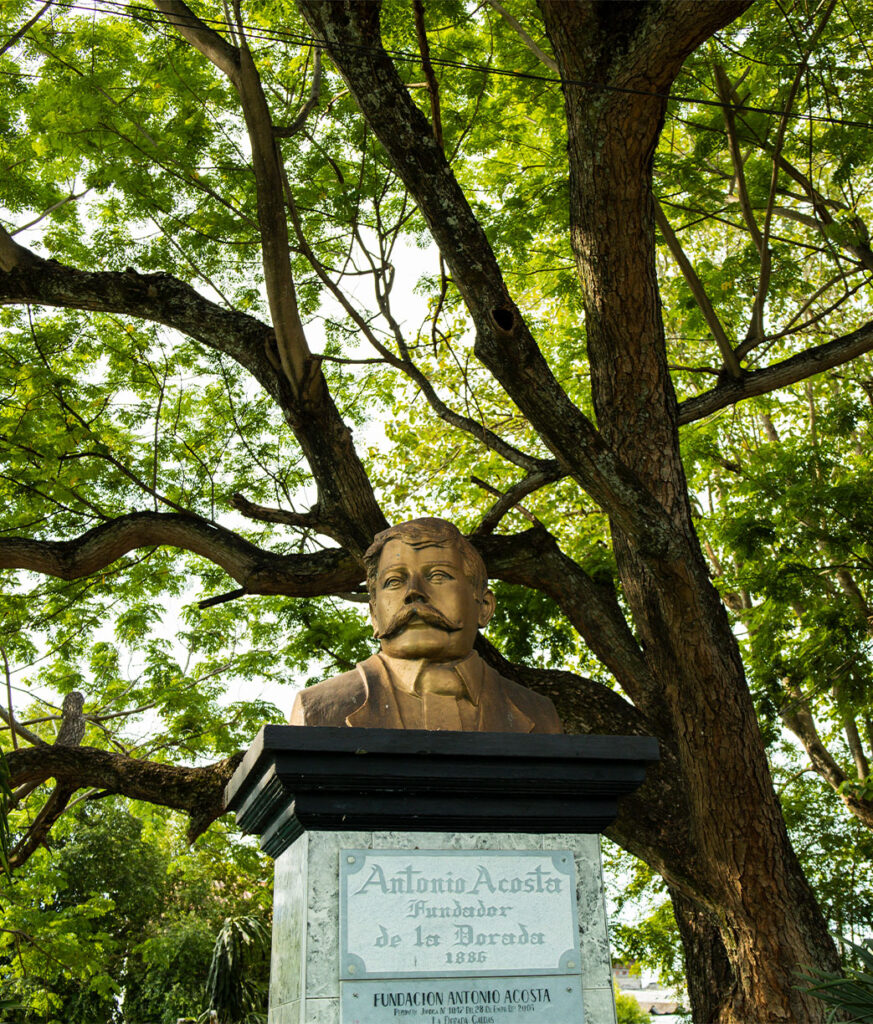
[374,603,461,639]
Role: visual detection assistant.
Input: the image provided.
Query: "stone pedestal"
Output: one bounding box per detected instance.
[268,830,616,1024]
[224,728,658,1024]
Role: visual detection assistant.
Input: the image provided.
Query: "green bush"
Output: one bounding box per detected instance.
[614,984,650,1024]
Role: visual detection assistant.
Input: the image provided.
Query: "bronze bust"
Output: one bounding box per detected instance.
[289,518,562,733]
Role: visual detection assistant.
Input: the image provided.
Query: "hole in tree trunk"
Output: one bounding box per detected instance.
[490,307,514,331]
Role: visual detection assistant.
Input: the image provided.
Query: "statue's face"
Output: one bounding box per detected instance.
[370,539,495,661]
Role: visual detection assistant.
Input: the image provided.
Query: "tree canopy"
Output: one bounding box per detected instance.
[2,1,873,1021]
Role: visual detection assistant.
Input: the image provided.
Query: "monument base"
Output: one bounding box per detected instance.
[268,830,616,1024]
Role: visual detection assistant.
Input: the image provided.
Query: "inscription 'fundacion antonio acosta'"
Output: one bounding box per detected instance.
[340,850,580,980]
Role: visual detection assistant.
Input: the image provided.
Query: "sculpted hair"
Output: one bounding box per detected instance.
[363,518,489,599]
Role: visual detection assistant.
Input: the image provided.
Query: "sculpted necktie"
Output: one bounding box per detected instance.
[416,666,466,730]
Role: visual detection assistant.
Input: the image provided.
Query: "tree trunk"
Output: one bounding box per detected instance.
[538,3,840,1020]
[671,888,737,1024]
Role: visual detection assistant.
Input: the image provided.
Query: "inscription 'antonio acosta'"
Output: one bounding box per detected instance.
[354,862,565,897]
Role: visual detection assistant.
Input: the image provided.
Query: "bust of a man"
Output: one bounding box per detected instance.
[289,517,562,733]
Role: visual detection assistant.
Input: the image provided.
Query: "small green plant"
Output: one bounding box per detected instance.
[614,984,650,1024]
[799,938,873,1022]
[206,915,270,1024]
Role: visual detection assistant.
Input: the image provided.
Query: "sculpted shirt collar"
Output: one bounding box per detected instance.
[376,650,484,704]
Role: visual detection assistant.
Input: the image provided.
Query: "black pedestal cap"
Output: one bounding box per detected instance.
[224,726,659,859]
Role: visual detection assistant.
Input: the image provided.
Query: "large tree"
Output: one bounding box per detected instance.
[2,0,873,1020]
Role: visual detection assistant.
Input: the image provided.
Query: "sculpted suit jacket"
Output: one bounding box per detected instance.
[289,652,563,734]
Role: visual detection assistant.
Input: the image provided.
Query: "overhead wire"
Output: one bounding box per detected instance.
[20,0,873,134]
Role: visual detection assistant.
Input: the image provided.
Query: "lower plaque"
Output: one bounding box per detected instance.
[340,974,584,1023]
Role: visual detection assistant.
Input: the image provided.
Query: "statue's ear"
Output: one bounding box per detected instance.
[477,589,496,628]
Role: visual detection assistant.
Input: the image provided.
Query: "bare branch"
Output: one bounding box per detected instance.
[229,492,322,528]
[8,190,90,238]
[0,0,52,57]
[712,64,764,253]
[654,200,741,378]
[781,688,873,830]
[471,466,564,534]
[485,0,558,72]
[0,703,46,748]
[273,47,322,138]
[412,0,443,149]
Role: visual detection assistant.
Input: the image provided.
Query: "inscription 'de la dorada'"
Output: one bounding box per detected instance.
[340,850,580,979]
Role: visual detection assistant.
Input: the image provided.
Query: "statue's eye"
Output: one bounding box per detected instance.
[428,570,452,582]
[382,576,404,588]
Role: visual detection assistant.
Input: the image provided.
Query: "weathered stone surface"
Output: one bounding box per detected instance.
[268,830,616,1024]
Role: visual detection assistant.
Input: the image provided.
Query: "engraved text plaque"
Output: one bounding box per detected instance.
[340,849,580,980]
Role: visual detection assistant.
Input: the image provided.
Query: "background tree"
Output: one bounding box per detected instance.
[0,800,271,1023]
[2,0,873,1020]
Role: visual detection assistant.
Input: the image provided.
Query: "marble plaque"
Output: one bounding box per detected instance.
[341,975,585,1023]
[340,850,579,979]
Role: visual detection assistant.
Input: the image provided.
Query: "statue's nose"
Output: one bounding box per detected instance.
[403,574,427,603]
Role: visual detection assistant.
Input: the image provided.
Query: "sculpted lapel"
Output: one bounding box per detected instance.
[344,654,536,733]
[345,655,406,729]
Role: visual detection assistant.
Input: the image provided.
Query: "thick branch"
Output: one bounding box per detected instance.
[476,529,660,717]
[9,782,75,869]
[298,0,680,558]
[0,511,363,596]
[151,0,239,79]
[6,744,243,842]
[781,693,873,831]
[229,492,323,529]
[155,0,311,393]
[677,319,873,424]
[0,224,43,272]
[0,250,385,554]
[472,467,563,534]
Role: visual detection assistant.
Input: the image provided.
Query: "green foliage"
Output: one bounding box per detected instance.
[604,841,686,993]
[777,754,873,945]
[0,799,271,1024]
[487,582,580,669]
[799,938,873,1023]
